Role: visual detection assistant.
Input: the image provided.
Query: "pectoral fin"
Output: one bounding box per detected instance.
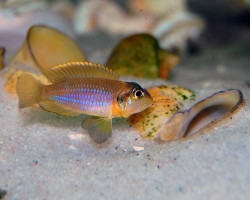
[82,117,112,144]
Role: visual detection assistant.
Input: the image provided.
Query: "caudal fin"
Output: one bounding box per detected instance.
[16,74,43,108]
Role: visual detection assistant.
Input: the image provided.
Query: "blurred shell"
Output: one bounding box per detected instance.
[0,5,75,62]
[128,0,186,16]
[10,25,85,70]
[0,0,47,14]
[4,25,86,95]
[130,86,244,141]
[74,0,151,35]
[73,0,204,50]
[106,34,179,79]
[129,0,205,50]
[153,11,205,49]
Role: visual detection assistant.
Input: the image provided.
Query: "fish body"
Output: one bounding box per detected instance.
[42,78,139,118]
[16,62,153,143]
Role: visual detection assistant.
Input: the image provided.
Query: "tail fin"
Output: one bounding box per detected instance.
[16,73,43,108]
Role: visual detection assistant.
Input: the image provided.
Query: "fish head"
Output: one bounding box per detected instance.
[116,82,153,118]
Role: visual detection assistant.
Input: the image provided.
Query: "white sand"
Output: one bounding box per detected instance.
[0,39,249,200]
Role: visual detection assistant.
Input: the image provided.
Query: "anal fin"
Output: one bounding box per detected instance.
[39,100,80,116]
[82,117,112,144]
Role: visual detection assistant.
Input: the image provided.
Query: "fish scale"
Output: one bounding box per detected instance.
[43,78,120,117]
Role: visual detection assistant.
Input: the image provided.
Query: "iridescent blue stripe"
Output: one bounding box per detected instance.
[48,89,111,109]
[45,79,114,117]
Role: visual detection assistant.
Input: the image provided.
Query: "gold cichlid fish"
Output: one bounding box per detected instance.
[16,62,153,143]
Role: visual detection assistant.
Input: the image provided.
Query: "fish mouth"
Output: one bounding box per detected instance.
[138,101,152,114]
[146,93,153,107]
[141,103,148,110]
[143,99,153,110]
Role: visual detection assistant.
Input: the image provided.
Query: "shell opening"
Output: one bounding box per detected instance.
[158,89,244,141]
[184,104,237,137]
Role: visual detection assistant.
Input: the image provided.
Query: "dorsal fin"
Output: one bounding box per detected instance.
[41,61,119,83]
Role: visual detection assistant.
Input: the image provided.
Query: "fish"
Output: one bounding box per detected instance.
[16,61,153,143]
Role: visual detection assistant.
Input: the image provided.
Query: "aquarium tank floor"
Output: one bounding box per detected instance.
[0,36,250,200]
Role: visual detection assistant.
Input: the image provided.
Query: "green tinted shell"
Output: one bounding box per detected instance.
[106,34,178,79]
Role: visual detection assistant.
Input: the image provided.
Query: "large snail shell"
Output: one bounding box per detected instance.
[130,86,244,141]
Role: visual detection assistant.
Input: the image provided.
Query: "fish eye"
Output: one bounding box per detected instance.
[133,89,144,99]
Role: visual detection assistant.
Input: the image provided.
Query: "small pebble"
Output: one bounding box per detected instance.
[178,186,183,192]
[0,188,7,199]
[68,145,77,150]
[33,160,38,165]
[133,146,144,152]
[216,64,226,74]
[68,133,84,140]
[244,80,250,87]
